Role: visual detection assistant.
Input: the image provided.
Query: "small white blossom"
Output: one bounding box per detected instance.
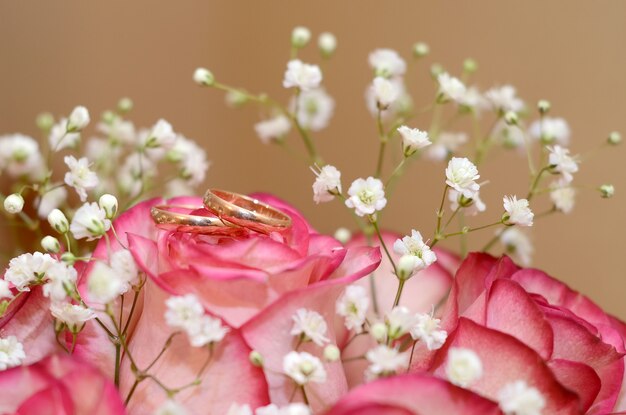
[87,261,125,304]
[411,312,448,350]
[47,208,70,234]
[548,145,578,183]
[110,249,139,292]
[445,157,480,199]
[257,403,312,415]
[371,76,400,109]
[98,194,118,219]
[345,177,387,217]
[445,347,483,387]
[192,67,214,86]
[64,156,99,202]
[186,315,229,347]
[70,202,111,240]
[333,227,351,244]
[291,26,311,48]
[283,351,327,385]
[448,188,486,216]
[97,117,136,144]
[336,285,369,333]
[227,404,253,415]
[43,261,77,302]
[385,306,418,340]
[485,85,524,113]
[437,73,467,103]
[500,228,533,266]
[49,119,81,151]
[254,115,291,144]
[529,117,570,145]
[550,181,576,214]
[41,235,61,254]
[370,322,388,343]
[498,380,546,415]
[3,194,24,214]
[0,134,45,179]
[165,294,205,331]
[503,195,534,227]
[323,344,340,362]
[283,60,322,91]
[458,86,488,111]
[311,165,342,203]
[290,308,329,346]
[413,42,430,57]
[426,132,468,161]
[318,32,337,56]
[154,399,189,415]
[168,136,210,186]
[37,187,68,219]
[366,345,409,377]
[0,279,13,300]
[397,126,431,156]
[292,88,335,131]
[50,302,95,332]
[368,49,406,78]
[67,106,90,132]
[4,252,55,291]
[0,335,26,371]
[143,119,177,149]
[393,230,437,275]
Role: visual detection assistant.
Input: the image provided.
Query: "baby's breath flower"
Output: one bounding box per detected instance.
[334,227,351,244]
[397,126,431,157]
[426,132,468,161]
[485,85,524,114]
[366,345,409,378]
[498,380,546,415]
[283,351,327,385]
[448,188,486,216]
[537,99,551,114]
[599,184,615,198]
[291,26,311,48]
[48,208,69,234]
[226,404,253,415]
[529,117,570,145]
[50,302,96,333]
[64,156,99,202]
[70,203,111,240]
[165,294,205,331]
[168,136,210,186]
[0,134,45,179]
[445,157,480,199]
[318,32,337,57]
[36,112,55,132]
[110,249,139,292]
[3,193,24,214]
[43,261,77,302]
[37,186,68,220]
[323,345,340,362]
[550,181,576,214]
[500,228,533,266]
[393,230,437,275]
[437,73,466,103]
[608,131,622,146]
[186,315,229,347]
[4,252,55,292]
[548,145,578,183]
[503,195,534,227]
[371,77,400,109]
[311,164,342,203]
[411,312,448,350]
[87,261,124,304]
[291,308,330,346]
[336,285,369,333]
[257,403,312,415]
[193,67,215,86]
[143,119,177,149]
[445,347,483,387]
[283,60,322,91]
[345,177,387,217]
[67,106,90,132]
[0,335,26,370]
[0,279,13,300]
[386,306,418,340]
[49,119,81,151]
[254,115,291,144]
[96,117,136,145]
[40,236,61,254]
[412,42,430,58]
[155,400,189,415]
[98,194,118,219]
[292,88,335,131]
[368,48,406,78]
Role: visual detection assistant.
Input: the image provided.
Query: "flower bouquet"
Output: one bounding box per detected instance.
[0,26,623,415]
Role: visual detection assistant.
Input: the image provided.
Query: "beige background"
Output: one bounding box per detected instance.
[2,1,625,317]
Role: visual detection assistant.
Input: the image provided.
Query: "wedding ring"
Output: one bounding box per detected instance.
[150,205,245,236]
[203,189,292,234]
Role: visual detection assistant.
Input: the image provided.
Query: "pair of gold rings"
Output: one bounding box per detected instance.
[150,189,292,235]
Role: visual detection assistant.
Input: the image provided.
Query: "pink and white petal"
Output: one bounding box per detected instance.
[548,359,601,413]
[430,318,580,414]
[325,373,502,415]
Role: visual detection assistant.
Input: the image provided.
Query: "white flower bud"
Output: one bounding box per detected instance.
[397,254,418,281]
[537,99,551,114]
[370,322,387,343]
[608,131,622,146]
[291,26,311,48]
[599,184,615,199]
[48,208,69,233]
[193,67,215,86]
[67,106,90,132]
[3,194,24,214]
[36,112,54,132]
[318,32,337,57]
[98,194,118,219]
[249,350,264,367]
[61,252,76,266]
[323,344,341,362]
[412,42,430,58]
[41,236,61,253]
[117,97,133,114]
[101,110,116,125]
[334,227,352,244]
[504,111,518,126]
[430,63,444,78]
[463,58,478,74]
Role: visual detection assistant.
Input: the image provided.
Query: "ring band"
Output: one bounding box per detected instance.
[150,205,245,236]
[203,189,292,234]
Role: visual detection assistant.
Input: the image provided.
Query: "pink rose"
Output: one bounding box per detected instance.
[0,353,124,414]
[77,194,381,413]
[425,253,626,414]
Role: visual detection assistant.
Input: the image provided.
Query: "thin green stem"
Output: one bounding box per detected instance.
[527,166,551,201]
[371,220,398,276]
[433,185,450,240]
[375,109,388,178]
[301,386,310,406]
[114,342,121,387]
[392,279,406,308]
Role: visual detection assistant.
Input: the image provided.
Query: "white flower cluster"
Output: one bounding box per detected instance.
[225,403,312,415]
[165,294,229,347]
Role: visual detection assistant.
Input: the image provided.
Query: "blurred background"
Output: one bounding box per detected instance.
[1,1,625,316]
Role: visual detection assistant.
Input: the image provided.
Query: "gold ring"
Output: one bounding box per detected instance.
[150,205,246,236]
[202,189,292,234]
